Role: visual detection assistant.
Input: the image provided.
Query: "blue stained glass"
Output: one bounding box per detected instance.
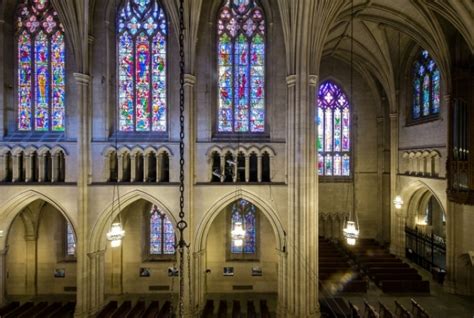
[17,0,65,132]
[218,0,265,133]
[317,81,351,176]
[66,222,76,256]
[118,0,167,132]
[150,206,175,255]
[230,199,257,254]
[412,50,441,120]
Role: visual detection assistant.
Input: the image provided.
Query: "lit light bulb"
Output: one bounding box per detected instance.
[0,230,4,238]
[393,195,404,209]
[107,222,125,248]
[343,221,359,246]
[231,221,246,244]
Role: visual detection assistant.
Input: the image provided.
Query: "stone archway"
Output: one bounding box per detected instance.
[0,190,76,306]
[87,189,177,314]
[193,189,286,313]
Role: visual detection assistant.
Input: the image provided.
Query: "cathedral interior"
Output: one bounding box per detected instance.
[0,0,473,317]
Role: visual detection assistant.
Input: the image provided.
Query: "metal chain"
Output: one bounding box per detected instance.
[177,0,187,316]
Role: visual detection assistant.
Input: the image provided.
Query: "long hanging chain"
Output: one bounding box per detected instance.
[177,0,188,316]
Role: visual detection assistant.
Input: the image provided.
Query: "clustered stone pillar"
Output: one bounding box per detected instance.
[284,72,320,317]
[0,249,7,306]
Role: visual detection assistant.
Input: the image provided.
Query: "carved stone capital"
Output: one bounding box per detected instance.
[73,73,91,85]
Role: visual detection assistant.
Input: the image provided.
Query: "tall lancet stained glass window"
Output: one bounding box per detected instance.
[317,81,351,177]
[117,0,167,132]
[16,0,66,132]
[149,205,175,255]
[217,0,265,133]
[230,199,257,254]
[412,50,440,120]
[66,222,76,256]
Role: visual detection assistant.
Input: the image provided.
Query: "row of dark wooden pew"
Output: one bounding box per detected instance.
[344,239,430,293]
[201,299,271,318]
[319,238,368,293]
[97,300,171,318]
[349,298,430,318]
[0,301,75,318]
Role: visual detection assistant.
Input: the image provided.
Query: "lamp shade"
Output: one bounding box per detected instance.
[343,221,359,246]
[393,195,404,209]
[106,222,125,248]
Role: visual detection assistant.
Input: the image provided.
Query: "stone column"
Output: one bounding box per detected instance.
[117,153,124,182]
[257,155,262,182]
[220,155,225,182]
[51,153,58,182]
[245,155,250,182]
[233,156,238,183]
[0,249,7,306]
[389,112,401,256]
[104,154,111,182]
[12,154,21,182]
[285,73,320,316]
[143,153,150,182]
[38,154,45,182]
[87,250,106,316]
[130,153,137,182]
[74,72,91,318]
[24,153,32,182]
[156,153,163,183]
[0,154,5,181]
[25,235,37,296]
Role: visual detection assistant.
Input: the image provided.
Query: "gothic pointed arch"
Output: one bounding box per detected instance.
[16,0,66,132]
[217,0,266,133]
[317,80,351,177]
[410,49,441,122]
[117,0,168,133]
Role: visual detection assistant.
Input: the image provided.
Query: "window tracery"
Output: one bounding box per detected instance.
[16,0,66,132]
[217,0,265,133]
[117,0,167,132]
[317,81,351,177]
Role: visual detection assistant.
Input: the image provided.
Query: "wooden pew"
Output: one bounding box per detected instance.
[378,302,394,318]
[143,301,160,318]
[18,302,48,318]
[260,300,270,318]
[368,268,418,275]
[364,301,380,318]
[348,301,361,318]
[247,301,257,318]
[50,302,75,318]
[395,301,413,318]
[97,301,118,318]
[410,298,430,318]
[201,300,214,318]
[381,280,430,293]
[4,302,34,318]
[217,300,227,318]
[232,300,241,318]
[157,301,172,318]
[34,302,62,318]
[373,273,422,284]
[127,301,146,318]
[0,302,19,316]
[111,300,132,318]
[319,297,351,317]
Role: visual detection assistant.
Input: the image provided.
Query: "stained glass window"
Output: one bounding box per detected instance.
[317,81,351,177]
[117,0,167,132]
[230,199,257,254]
[149,205,175,255]
[217,0,265,133]
[66,222,76,256]
[412,50,440,120]
[16,0,66,131]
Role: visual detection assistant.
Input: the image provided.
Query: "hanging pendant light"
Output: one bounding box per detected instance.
[393,195,404,209]
[343,221,359,246]
[343,0,359,246]
[107,222,125,248]
[231,220,246,247]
